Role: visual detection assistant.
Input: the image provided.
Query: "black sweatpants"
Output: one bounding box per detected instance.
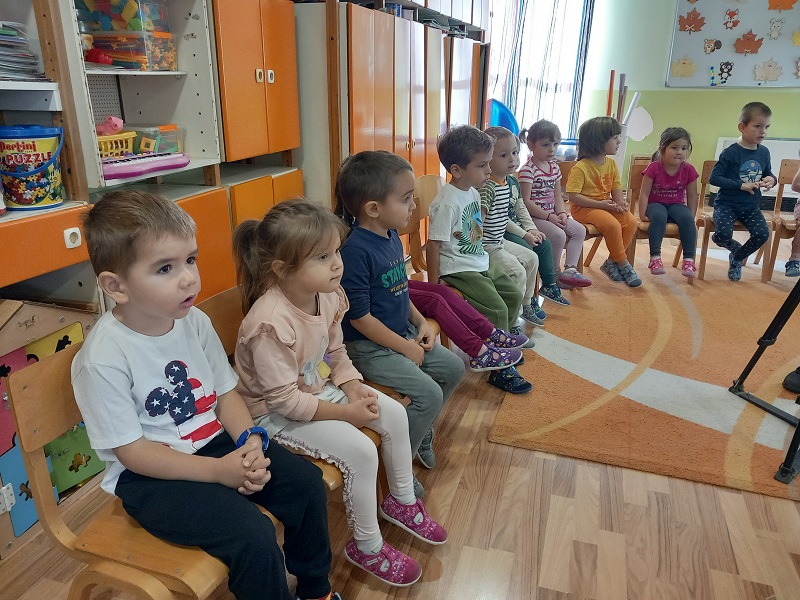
[115,434,332,600]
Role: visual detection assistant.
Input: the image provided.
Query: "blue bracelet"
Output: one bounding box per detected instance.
[235,426,269,454]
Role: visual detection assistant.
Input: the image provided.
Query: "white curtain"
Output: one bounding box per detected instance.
[487,0,592,138]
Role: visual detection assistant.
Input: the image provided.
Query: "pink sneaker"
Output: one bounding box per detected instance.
[648,257,666,275]
[681,259,697,278]
[344,538,421,587]
[379,495,448,545]
[557,267,592,288]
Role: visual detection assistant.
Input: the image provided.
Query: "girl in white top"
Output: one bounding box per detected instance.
[233,200,447,588]
[518,119,591,289]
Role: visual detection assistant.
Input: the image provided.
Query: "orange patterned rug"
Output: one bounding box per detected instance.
[489,242,800,500]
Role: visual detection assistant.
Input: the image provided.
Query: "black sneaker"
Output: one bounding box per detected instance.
[487,366,533,394]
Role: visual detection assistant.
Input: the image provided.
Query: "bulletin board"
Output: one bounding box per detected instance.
[666,0,800,88]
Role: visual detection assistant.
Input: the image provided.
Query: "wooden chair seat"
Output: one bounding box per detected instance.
[636,221,681,235]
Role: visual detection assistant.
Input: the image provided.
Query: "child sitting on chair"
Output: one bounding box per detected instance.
[72,190,340,600]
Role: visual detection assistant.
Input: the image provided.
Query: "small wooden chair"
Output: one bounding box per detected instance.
[7,342,265,600]
[196,287,383,491]
[761,159,800,283]
[625,158,693,284]
[405,174,446,273]
[694,159,771,280]
[558,160,604,271]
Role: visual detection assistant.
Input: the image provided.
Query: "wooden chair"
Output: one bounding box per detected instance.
[625,158,693,284]
[7,341,269,600]
[405,174,446,274]
[558,160,604,271]
[196,287,387,491]
[694,160,771,280]
[761,159,800,283]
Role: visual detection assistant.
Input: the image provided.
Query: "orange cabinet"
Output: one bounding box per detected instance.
[214,0,300,161]
[348,4,375,154]
[374,10,395,153]
[0,204,90,289]
[177,188,236,302]
[228,169,305,227]
[394,18,411,161]
[425,27,446,176]
[409,21,426,175]
[447,37,480,128]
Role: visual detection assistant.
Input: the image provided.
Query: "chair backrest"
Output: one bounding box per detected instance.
[196,287,244,357]
[414,174,445,220]
[699,160,717,212]
[772,159,800,215]
[7,342,84,555]
[627,161,649,213]
[558,160,576,186]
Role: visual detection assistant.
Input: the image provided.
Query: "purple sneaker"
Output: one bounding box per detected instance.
[344,538,422,587]
[486,328,529,349]
[469,346,523,372]
[379,495,448,545]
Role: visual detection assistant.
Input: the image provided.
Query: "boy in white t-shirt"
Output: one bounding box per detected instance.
[71,190,340,600]
[427,125,533,394]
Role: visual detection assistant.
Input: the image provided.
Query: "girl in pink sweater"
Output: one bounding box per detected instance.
[232,200,446,588]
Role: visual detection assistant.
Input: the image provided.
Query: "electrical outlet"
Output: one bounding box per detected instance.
[64,227,82,249]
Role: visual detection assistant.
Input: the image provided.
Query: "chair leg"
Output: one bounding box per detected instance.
[577,246,584,273]
[763,228,782,283]
[754,246,764,265]
[584,237,603,267]
[698,225,711,280]
[672,242,683,268]
[68,562,173,600]
[626,234,637,265]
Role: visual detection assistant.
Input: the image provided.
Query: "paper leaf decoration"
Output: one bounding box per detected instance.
[679,9,706,34]
[734,30,764,54]
[671,56,697,77]
[754,58,783,81]
[768,0,798,11]
[793,31,800,46]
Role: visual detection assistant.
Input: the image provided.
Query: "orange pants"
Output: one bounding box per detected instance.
[571,205,637,263]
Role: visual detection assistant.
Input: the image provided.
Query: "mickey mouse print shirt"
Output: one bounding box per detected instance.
[72,308,238,494]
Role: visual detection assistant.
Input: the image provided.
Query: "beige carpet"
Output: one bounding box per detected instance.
[489,243,800,500]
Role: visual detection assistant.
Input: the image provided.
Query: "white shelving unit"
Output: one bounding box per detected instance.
[51,0,221,191]
[0,81,61,111]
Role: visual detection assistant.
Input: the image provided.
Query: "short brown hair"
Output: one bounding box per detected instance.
[82,190,196,276]
[577,116,622,161]
[437,125,494,173]
[740,102,772,124]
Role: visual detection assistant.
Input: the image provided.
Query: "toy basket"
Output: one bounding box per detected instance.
[97,131,136,159]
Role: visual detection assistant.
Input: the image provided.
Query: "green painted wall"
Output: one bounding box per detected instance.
[579,0,800,177]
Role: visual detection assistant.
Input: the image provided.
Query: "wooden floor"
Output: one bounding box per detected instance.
[4,367,800,600]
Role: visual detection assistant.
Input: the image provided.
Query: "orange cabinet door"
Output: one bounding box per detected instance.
[214,0,269,161]
[348,3,375,154]
[394,18,411,161]
[470,41,482,128]
[425,27,445,176]
[272,169,305,205]
[409,20,426,176]
[178,189,237,302]
[229,177,275,227]
[261,0,301,153]
[0,205,90,289]
[373,10,395,153]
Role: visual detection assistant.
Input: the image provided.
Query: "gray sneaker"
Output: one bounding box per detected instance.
[413,475,425,498]
[618,264,642,287]
[416,427,435,469]
[600,258,625,282]
[521,304,545,326]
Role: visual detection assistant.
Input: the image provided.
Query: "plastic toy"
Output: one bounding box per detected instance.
[95,116,124,136]
[84,47,113,65]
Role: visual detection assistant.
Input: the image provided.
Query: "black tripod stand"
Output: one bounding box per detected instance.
[729,277,800,483]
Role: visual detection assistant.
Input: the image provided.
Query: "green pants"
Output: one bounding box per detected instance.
[441,263,522,332]
[504,233,557,287]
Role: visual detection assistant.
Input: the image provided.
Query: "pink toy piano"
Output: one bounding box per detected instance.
[101,152,190,179]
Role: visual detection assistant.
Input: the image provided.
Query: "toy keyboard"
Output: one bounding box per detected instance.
[101,152,190,179]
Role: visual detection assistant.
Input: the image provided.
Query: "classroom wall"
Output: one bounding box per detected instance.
[579,0,800,177]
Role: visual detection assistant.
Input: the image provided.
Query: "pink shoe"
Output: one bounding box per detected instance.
[344,538,421,587]
[648,257,666,275]
[681,259,697,278]
[379,495,448,545]
[557,267,592,288]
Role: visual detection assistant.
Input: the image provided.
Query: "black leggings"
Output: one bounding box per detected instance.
[645,202,696,258]
[712,204,770,261]
[115,434,331,600]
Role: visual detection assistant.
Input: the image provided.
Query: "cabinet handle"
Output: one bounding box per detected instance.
[405,142,411,151]
[411,140,416,148]
[255,69,264,83]
[267,69,275,84]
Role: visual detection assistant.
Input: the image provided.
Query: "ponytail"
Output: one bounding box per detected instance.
[232,219,268,314]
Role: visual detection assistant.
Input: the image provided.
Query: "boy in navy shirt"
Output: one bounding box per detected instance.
[710,102,776,281]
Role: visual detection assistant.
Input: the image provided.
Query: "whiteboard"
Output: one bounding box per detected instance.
[667,0,800,88]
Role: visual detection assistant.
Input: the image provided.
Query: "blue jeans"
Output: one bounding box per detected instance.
[645,202,696,258]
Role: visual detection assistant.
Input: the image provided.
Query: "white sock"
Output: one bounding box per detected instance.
[355,534,384,555]
[392,491,417,506]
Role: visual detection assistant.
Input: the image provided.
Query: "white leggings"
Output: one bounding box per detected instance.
[273,388,413,542]
[531,215,587,271]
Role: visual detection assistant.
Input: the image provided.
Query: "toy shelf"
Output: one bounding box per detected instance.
[84,69,188,77]
[0,200,86,225]
[0,81,61,111]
